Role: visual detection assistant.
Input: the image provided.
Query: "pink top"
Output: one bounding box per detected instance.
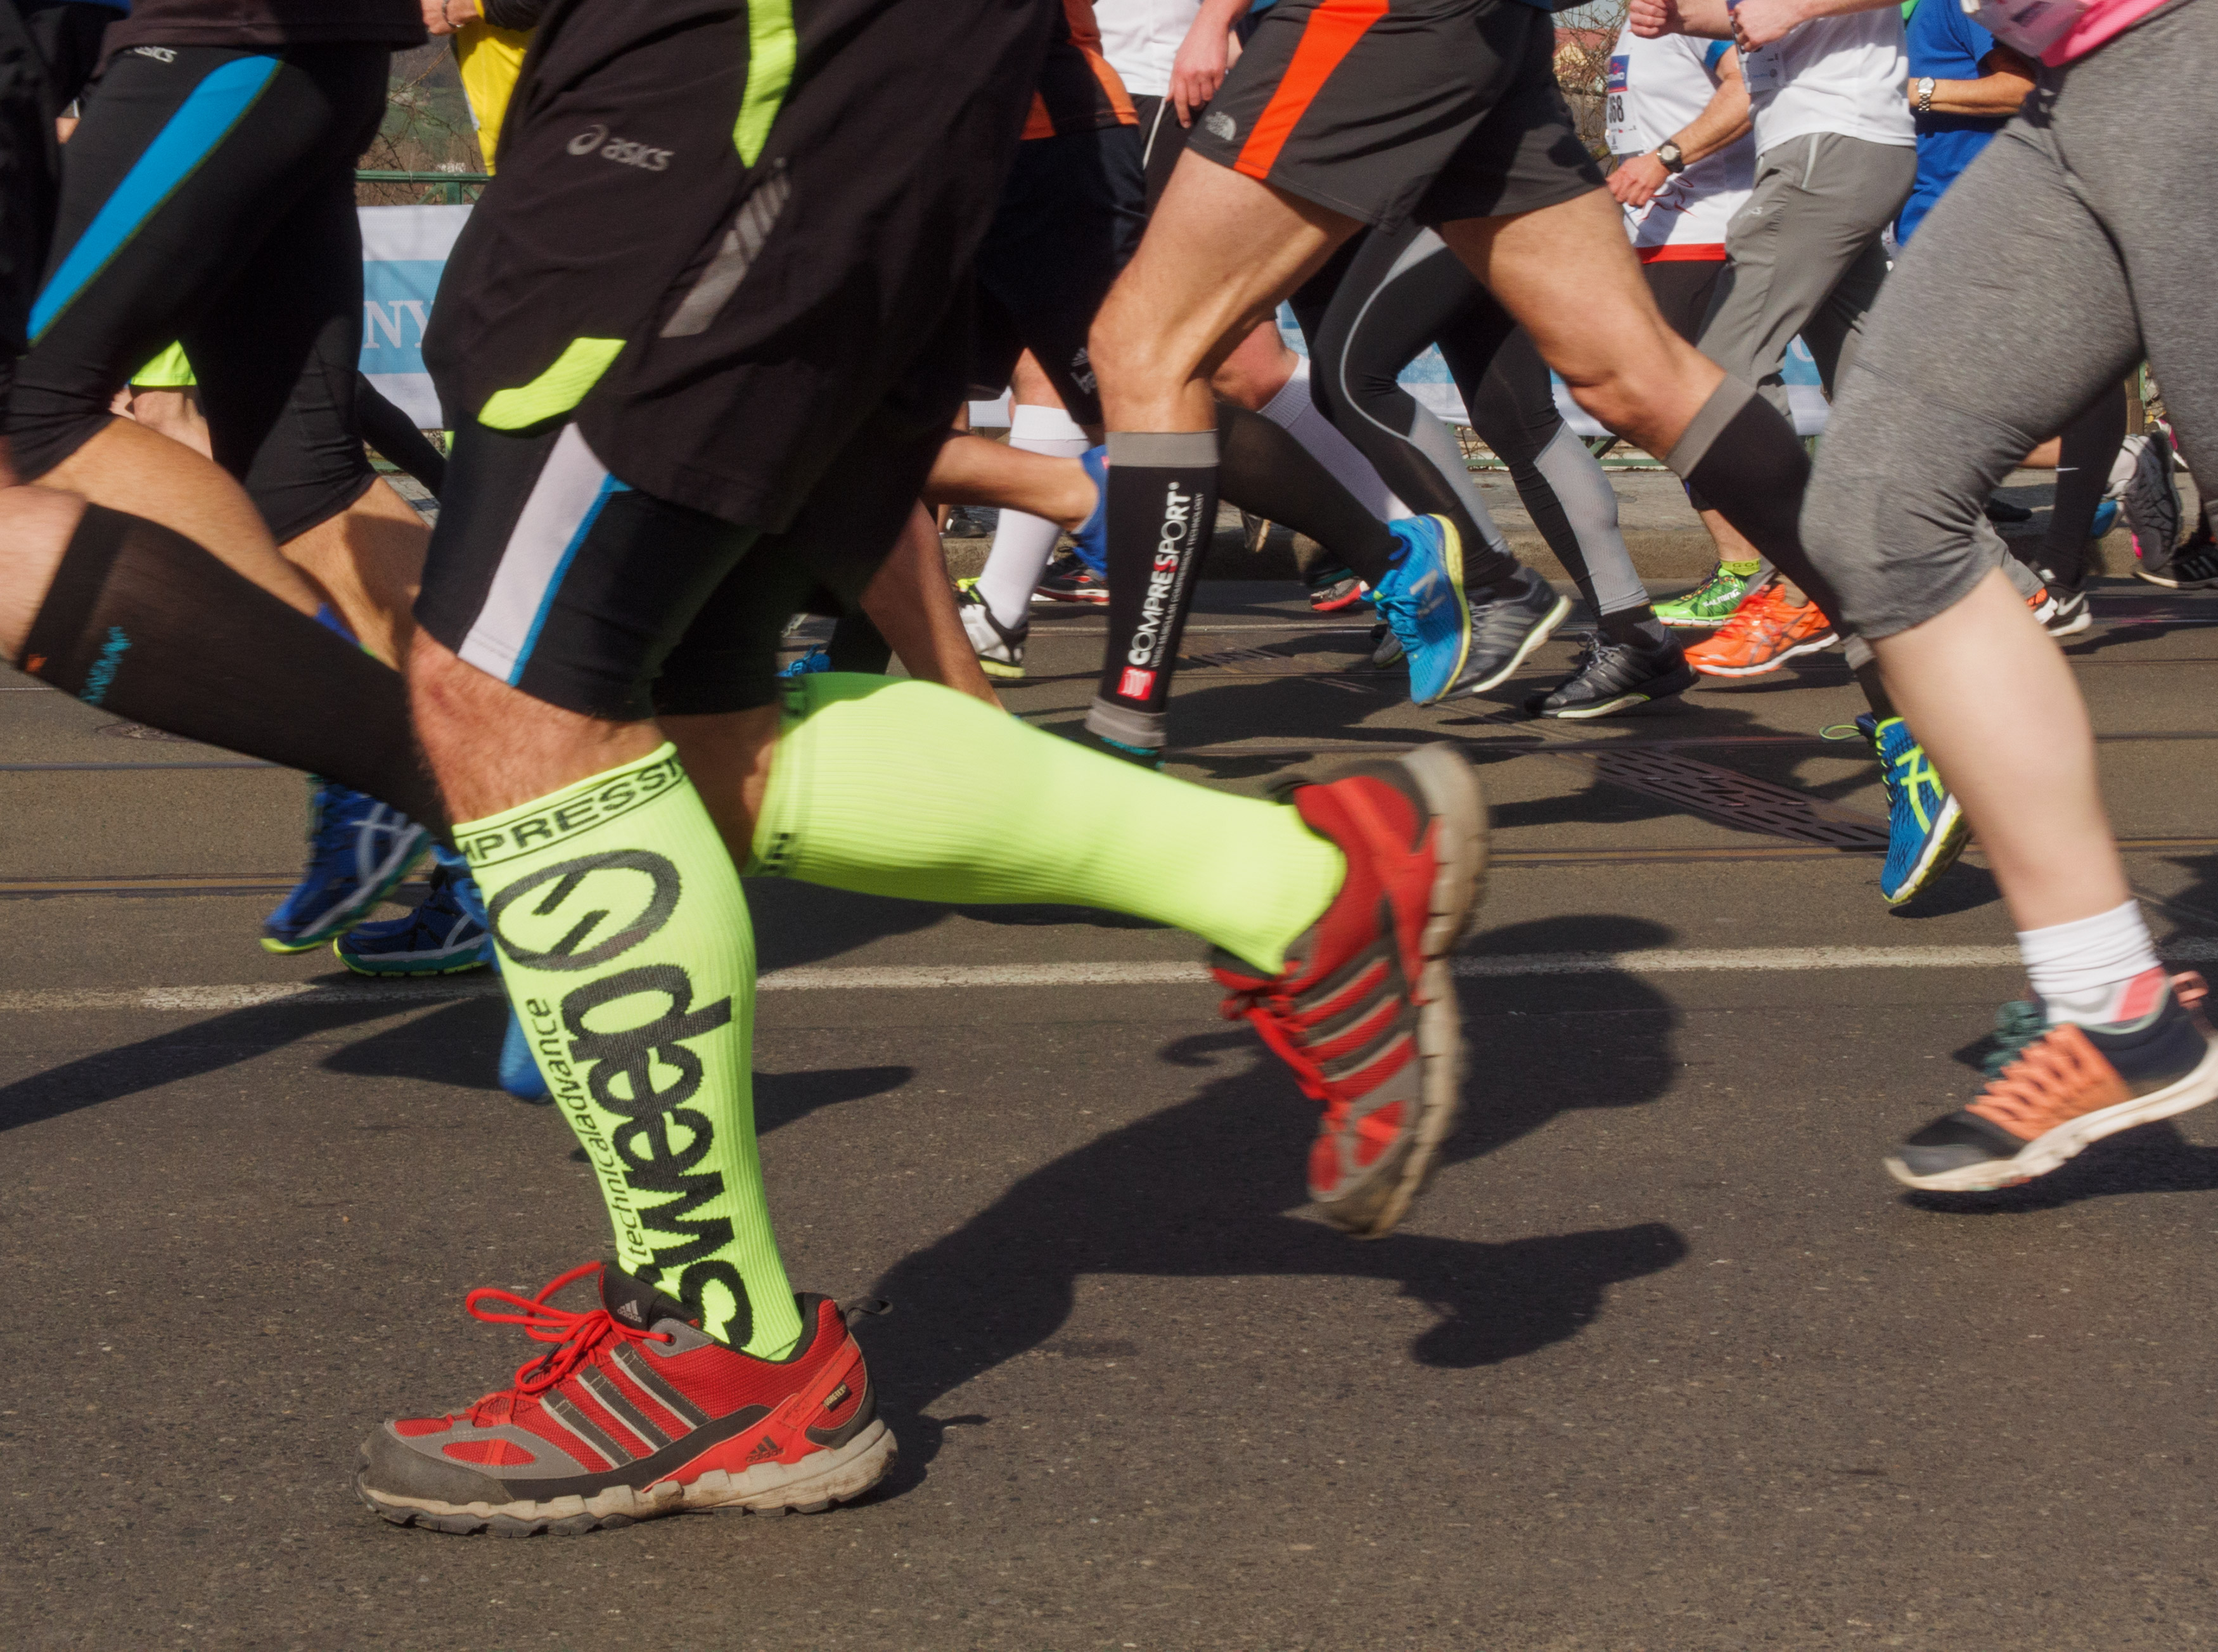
[2041,0,2174,64]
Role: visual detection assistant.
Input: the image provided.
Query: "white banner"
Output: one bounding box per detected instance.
[358,204,471,428]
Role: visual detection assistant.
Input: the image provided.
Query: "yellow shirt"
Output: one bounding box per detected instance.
[454,21,532,172]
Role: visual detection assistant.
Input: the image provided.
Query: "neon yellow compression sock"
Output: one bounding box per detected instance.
[748,674,1345,973]
[1720,559,1761,577]
[459,744,802,1359]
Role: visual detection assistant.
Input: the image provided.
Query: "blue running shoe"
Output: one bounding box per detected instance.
[2091,499,2120,541]
[1070,445,1109,577]
[779,644,831,679]
[333,855,492,976]
[1865,712,1969,906]
[261,783,428,953]
[499,1002,551,1102]
[1369,515,1470,705]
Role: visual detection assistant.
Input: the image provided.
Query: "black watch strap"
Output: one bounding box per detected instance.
[1657,141,1688,174]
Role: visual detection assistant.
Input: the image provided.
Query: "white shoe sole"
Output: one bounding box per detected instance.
[1881,795,1968,907]
[1884,1032,2218,1191]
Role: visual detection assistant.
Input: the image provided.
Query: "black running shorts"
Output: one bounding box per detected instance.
[426,0,1052,534]
[6,42,386,541]
[1183,0,1603,229]
[970,122,1146,425]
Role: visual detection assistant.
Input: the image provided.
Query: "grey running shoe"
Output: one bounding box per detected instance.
[2124,426,2183,579]
[1525,634,1696,719]
[1449,567,1572,697]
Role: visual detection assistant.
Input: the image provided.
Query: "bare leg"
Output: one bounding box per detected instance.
[861,503,1002,708]
[1208,320,1301,412]
[0,483,93,657]
[925,432,1095,528]
[36,416,326,618]
[121,387,212,458]
[278,476,430,665]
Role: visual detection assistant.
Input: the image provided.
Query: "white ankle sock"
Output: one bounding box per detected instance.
[1259,358,1409,523]
[975,404,1090,627]
[2018,899,2162,1025]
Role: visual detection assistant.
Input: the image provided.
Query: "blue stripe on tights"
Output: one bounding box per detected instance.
[30,54,281,341]
[510,474,632,686]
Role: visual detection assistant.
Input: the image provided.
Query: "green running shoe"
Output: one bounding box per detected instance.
[1655,563,1758,629]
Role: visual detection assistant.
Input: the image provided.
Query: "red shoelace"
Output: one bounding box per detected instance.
[459,1263,674,1421]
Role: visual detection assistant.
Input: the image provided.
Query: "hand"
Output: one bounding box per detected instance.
[1170,28,1231,125]
[423,0,479,36]
[1728,0,1803,51]
[1629,0,1684,37]
[1609,153,1671,207]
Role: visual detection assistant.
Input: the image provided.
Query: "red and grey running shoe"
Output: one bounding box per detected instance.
[356,1263,893,1535]
[1214,746,1487,1238]
[1034,549,1110,606]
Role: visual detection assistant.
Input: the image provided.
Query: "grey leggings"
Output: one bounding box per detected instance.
[1804,0,2218,640]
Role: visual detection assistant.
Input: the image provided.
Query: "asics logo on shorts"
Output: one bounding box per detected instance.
[567,124,674,171]
[132,46,177,62]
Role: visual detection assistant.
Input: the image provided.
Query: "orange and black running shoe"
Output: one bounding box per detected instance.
[1887,970,2218,1191]
[356,1264,892,1535]
[1214,746,1487,1238]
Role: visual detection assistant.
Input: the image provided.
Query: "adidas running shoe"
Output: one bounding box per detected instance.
[2138,520,2218,590]
[1525,634,1695,720]
[1682,582,1838,677]
[1035,549,1109,606]
[1887,970,2218,1191]
[1654,563,1759,629]
[1859,713,1968,906]
[335,855,492,976]
[1370,515,1471,705]
[1214,745,1487,1238]
[357,1264,894,1534]
[956,582,1027,679]
[1305,557,1366,613]
[1449,566,1572,697]
[2122,426,2182,575]
[262,781,428,953]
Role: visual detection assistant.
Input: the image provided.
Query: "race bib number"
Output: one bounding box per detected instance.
[1963,0,2085,54]
[1605,54,1634,152]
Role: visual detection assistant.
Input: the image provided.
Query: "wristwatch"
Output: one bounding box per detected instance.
[1916,76,1936,113]
[1656,140,1688,175]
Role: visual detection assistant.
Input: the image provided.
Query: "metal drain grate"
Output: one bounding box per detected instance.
[1548,743,1890,850]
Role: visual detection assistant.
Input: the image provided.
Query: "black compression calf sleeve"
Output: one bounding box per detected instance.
[354,373,447,497]
[2041,381,2128,589]
[1669,379,1843,625]
[1215,404,1400,586]
[1087,430,1219,757]
[17,504,449,831]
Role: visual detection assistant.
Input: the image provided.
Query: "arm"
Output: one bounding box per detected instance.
[1909,41,2037,117]
[1169,0,1253,126]
[1608,46,1752,207]
[1629,0,1738,42]
[1726,0,1904,50]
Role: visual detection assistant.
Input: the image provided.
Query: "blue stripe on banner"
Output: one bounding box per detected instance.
[510,473,631,686]
[30,54,281,340]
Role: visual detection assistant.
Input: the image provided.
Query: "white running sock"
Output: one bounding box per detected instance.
[975,404,1090,627]
[2018,899,2163,1025]
[1259,358,1410,523]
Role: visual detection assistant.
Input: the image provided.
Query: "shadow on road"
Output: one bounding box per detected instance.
[864,923,1689,1496]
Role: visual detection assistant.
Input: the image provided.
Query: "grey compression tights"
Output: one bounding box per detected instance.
[1299,220,1648,618]
[1804,0,2218,643]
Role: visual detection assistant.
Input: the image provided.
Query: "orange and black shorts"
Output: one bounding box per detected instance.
[1183,0,1603,229]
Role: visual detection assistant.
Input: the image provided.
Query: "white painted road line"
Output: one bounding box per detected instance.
[8,938,2218,1013]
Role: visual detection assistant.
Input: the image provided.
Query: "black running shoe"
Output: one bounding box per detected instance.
[1984,496,2032,525]
[2124,426,2183,577]
[1523,634,1696,720]
[1305,558,1366,613]
[2153,530,2218,591]
[1448,567,1570,698]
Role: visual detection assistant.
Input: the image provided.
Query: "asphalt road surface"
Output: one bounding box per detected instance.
[7,571,2218,1652]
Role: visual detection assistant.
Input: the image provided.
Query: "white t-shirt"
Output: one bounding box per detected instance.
[1733,5,1916,153]
[1094,0,1199,98]
[1606,29,1755,254]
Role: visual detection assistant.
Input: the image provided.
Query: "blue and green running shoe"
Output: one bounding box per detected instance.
[261,782,428,953]
[1861,712,1969,906]
[779,644,831,679]
[1370,514,1470,705]
[334,854,492,976]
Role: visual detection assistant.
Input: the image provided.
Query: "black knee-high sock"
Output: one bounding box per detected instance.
[2039,382,2128,590]
[1087,431,1218,756]
[1669,379,1843,624]
[1215,404,1401,585]
[17,504,449,829]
